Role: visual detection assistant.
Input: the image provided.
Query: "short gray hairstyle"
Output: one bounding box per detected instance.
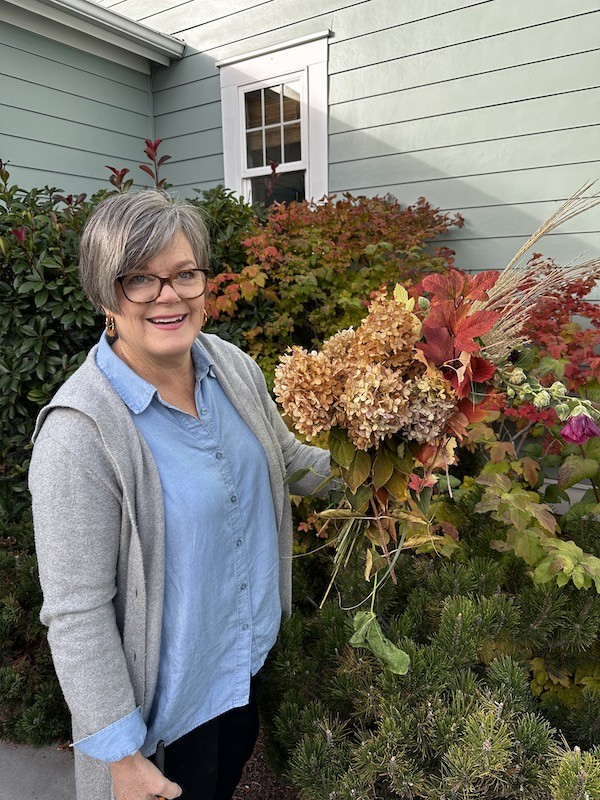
[79,190,210,311]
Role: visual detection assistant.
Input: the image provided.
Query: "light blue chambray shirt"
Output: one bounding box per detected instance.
[74,334,281,761]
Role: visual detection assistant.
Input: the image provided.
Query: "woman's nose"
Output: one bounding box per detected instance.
[155,280,181,302]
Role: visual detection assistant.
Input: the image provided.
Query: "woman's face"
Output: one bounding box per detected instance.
[107,231,206,373]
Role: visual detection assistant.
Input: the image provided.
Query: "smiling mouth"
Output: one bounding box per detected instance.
[148,314,187,325]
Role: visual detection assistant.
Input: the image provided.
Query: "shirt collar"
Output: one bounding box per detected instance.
[96,333,215,415]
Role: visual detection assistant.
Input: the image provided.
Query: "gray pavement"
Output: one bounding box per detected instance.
[0,740,75,800]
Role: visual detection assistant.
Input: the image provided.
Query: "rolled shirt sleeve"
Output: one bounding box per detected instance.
[73,707,147,762]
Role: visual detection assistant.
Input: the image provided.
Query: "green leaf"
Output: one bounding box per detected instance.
[543,483,568,504]
[365,615,410,675]
[557,455,599,491]
[349,610,374,647]
[349,611,410,675]
[585,437,600,460]
[284,467,311,485]
[514,348,535,371]
[388,443,413,474]
[348,484,372,512]
[373,449,394,490]
[328,427,356,469]
[345,450,371,493]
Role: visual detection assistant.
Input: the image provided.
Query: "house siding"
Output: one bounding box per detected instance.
[0,23,153,194]
[95,0,599,283]
[22,2,600,284]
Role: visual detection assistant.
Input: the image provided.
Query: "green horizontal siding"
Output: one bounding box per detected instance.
[0,23,152,192]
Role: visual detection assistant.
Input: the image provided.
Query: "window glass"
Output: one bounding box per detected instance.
[246,130,264,168]
[265,127,282,164]
[244,81,302,169]
[244,90,262,129]
[283,122,301,162]
[282,81,301,122]
[264,87,281,125]
[250,169,305,206]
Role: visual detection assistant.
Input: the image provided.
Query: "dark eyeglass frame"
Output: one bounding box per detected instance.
[117,268,210,304]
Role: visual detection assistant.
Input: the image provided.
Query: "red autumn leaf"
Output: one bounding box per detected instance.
[421,269,466,302]
[465,270,500,300]
[454,309,502,353]
[469,354,497,383]
[418,326,455,365]
[11,226,26,244]
[139,164,156,179]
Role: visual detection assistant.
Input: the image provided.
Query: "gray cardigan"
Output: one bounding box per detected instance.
[29,333,329,800]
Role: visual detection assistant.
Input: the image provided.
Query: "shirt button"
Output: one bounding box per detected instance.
[241,623,249,631]
[230,495,238,503]
[200,407,208,415]
[216,452,223,460]
[235,538,243,547]
[240,582,247,591]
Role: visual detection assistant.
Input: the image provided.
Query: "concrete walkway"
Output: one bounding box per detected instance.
[0,740,75,800]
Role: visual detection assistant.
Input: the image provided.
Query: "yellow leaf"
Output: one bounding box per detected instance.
[489,442,516,464]
[364,523,390,548]
[393,284,415,310]
[385,468,409,501]
[364,548,373,581]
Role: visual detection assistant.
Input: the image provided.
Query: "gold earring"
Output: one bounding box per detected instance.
[105,314,116,339]
[202,309,208,325]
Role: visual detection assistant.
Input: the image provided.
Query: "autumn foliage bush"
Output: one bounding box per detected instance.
[204,194,464,383]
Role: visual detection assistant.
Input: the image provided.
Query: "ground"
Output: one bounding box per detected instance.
[233,733,298,800]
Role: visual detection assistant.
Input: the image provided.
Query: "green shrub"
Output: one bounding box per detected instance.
[258,516,600,800]
[0,510,70,744]
[0,165,102,516]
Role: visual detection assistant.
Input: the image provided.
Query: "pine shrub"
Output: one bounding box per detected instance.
[258,539,600,799]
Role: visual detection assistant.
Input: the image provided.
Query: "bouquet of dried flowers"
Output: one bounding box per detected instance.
[274,185,600,672]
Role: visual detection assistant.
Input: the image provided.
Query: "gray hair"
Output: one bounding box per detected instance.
[79,190,210,311]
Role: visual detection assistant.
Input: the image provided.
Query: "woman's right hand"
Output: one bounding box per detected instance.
[109,750,182,800]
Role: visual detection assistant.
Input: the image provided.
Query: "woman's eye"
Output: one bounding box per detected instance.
[127,274,152,286]
[177,270,196,281]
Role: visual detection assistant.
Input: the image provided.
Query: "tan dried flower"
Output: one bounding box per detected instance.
[274,346,344,440]
[348,293,421,370]
[340,363,411,451]
[399,367,457,443]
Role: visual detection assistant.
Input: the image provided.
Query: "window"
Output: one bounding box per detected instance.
[218,32,329,205]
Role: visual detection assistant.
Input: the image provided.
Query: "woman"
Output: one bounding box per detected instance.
[28,190,330,800]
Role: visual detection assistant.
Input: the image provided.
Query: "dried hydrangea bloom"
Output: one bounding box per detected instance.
[349,294,421,369]
[321,327,356,362]
[399,367,457,443]
[274,346,344,440]
[341,362,411,450]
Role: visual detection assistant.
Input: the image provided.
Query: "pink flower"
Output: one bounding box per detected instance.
[560,413,600,444]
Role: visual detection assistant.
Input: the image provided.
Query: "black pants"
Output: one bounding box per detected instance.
[156,688,259,800]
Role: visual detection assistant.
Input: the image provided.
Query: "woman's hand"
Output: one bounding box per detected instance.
[109,750,182,800]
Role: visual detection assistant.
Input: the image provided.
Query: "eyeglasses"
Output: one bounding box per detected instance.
[118,268,209,303]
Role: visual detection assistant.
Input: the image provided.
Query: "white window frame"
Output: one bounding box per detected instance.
[218,31,330,204]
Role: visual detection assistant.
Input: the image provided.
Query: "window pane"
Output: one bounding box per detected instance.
[264,86,281,125]
[246,129,264,168]
[265,126,281,165]
[282,81,301,122]
[251,170,305,206]
[244,89,262,129]
[283,122,301,163]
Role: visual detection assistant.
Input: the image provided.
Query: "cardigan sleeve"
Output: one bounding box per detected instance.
[29,409,140,744]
